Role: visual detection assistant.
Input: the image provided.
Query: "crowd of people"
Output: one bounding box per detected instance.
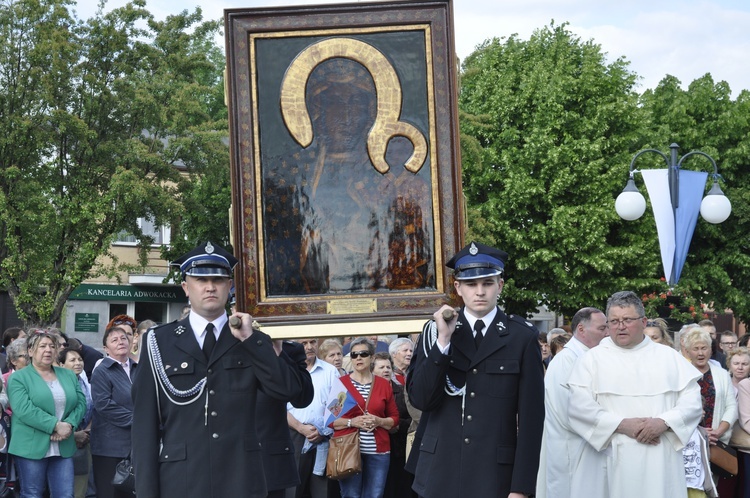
[0,239,748,498]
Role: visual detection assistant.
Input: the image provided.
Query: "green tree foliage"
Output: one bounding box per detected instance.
[0,0,227,326]
[459,23,658,317]
[640,75,750,322]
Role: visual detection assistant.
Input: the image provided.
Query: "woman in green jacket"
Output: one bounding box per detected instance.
[7,330,86,498]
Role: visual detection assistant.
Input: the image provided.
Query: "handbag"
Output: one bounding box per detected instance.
[730,422,750,451]
[709,439,738,477]
[326,431,362,480]
[112,455,136,495]
[326,376,372,480]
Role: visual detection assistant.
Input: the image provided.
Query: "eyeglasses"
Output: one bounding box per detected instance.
[350,351,371,359]
[721,342,738,347]
[608,317,643,328]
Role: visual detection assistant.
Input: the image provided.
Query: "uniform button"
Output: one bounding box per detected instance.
[208,368,213,374]
[211,411,218,417]
[212,433,219,439]
[209,390,215,395]
[257,339,263,346]
[472,369,478,374]
[500,366,504,370]
[469,392,476,398]
[450,360,454,364]
[164,454,169,459]
[285,447,290,451]
[464,438,470,444]
[467,415,473,422]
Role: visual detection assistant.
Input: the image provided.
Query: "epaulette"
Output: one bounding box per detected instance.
[508,314,537,331]
[146,320,183,336]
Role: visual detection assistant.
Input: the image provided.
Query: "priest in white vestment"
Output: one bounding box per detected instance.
[536,307,610,498]
[567,291,703,498]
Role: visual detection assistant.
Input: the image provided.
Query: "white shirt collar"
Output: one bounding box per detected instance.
[463,307,498,335]
[189,311,228,347]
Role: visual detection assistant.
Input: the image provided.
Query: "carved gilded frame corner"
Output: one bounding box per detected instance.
[225,1,463,337]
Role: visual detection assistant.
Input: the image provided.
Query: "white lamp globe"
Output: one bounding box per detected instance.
[700,192,731,224]
[615,189,646,221]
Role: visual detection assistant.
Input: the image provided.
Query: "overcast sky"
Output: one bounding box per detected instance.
[72,0,750,97]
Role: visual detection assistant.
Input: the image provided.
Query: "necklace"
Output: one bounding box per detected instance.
[351,373,373,385]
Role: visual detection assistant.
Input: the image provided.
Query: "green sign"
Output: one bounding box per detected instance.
[75,313,100,332]
[69,284,186,303]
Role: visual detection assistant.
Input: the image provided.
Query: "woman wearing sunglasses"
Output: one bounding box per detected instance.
[329,338,399,498]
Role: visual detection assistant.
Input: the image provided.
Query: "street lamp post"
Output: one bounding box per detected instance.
[615,143,731,285]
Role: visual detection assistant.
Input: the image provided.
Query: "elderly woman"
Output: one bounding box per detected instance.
[7,330,87,498]
[2,338,28,411]
[645,318,674,347]
[684,325,738,497]
[728,347,750,395]
[387,338,413,385]
[684,326,737,445]
[329,338,399,498]
[90,325,137,498]
[319,338,348,376]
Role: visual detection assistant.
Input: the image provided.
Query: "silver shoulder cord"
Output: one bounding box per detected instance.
[422,320,467,425]
[146,332,210,425]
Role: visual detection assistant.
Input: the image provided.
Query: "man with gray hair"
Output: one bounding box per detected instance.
[567,291,703,498]
[388,337,413,385]
[536,307,609,498]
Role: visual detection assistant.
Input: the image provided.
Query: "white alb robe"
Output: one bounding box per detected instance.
[567,336,702,498]
[536,336,607,498]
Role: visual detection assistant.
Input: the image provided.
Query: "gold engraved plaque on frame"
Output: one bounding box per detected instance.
[327,299,378,315]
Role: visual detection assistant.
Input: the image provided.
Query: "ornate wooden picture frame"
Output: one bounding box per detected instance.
[225,0,463,337]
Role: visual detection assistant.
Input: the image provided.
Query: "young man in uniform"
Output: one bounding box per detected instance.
[407,241,544,498]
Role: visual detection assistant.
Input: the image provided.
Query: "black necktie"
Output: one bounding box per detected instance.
[203,323,216,360]
[474,319,485,349]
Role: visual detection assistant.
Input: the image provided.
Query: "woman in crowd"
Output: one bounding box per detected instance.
[371,352,413,498]
[727,347,750,497]
[388,338,413,385]
[728,347,750,394]
[684,326,737,444]
[684,326,737,497]
[7,330,86,498]
[538,332,551,367]
[2,338,28,411]
[319,338,348,376]
[131,319,155,363]
[329,338,398,498]
[735,374,750,498]
[644,318,674,347]
[2,327,26,374]
[549,334,570,358]
[106,315,137,353]
[59,347,94,498]
[90,325,136,498]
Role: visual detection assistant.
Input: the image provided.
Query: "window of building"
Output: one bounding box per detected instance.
[114,217,171,246]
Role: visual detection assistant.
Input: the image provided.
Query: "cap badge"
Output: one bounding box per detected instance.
[175,325,186,335]
[469,242,478,255]
[205,241,215,254]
